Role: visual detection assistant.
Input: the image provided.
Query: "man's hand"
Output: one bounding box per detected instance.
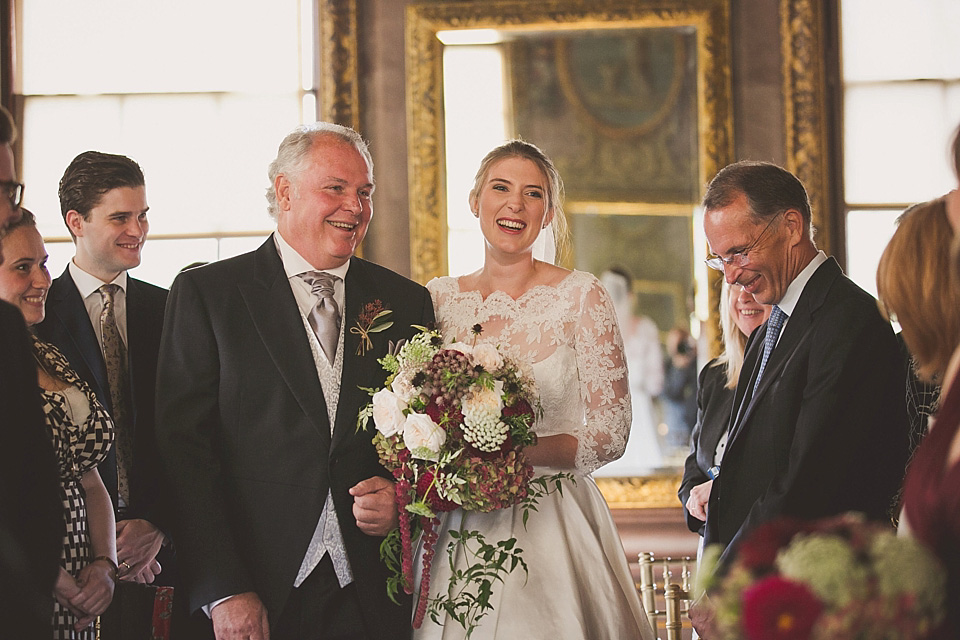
[130,559,162,584]
[350,476,398,536]
[116,518,165,582]
[686,480,713,521]
[211,592,270,640]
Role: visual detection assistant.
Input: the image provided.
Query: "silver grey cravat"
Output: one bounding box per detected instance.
[300,271,341,364]
[99,284,132,505]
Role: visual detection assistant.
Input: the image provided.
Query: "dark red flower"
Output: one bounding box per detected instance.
[742,576,822,640]
[502,398,533,419]
[738,517,807,571]
[416,470,458,512]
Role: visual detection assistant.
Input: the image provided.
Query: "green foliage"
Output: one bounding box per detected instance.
[427,528,529,638]
[519,473,575,529]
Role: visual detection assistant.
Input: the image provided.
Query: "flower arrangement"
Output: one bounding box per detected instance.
[696,513,946,640]
[358,325,568,636]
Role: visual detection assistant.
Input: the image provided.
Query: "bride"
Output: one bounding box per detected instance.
[417,140,654,639]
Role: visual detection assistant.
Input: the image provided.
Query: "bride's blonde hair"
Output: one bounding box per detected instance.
[469,140,569,264]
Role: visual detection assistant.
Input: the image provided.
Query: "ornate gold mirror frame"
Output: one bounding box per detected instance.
[405,0,733,508]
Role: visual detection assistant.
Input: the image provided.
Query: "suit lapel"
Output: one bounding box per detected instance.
[239,237,332,446]
[47,269,110,406]
[727,259,841,447]
[331,259,381,455]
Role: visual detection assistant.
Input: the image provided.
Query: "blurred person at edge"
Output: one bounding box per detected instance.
[0,103,65,638]
[890,123,960,639]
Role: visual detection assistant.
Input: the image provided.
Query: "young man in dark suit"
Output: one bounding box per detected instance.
[156,122,434,640]
[0,103,64,638]
[700,161,910,562]
[35,152,175,637]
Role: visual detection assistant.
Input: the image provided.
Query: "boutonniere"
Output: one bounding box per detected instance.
[351,300,394,356]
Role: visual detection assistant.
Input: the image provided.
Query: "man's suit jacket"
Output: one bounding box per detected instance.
[36,267,169,528]
[155,237,435,639]
[678,358,735,535]
[704,258,910,558]
[0,301,64,636]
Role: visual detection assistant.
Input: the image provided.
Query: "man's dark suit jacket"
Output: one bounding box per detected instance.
[678,358,735,536]
[155,237,435,640]
[0,301,64,637]
[704,258,910,559]
[36,267,169,530]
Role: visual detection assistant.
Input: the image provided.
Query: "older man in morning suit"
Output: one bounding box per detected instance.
[156,122,434,640]
[700,161,910,562]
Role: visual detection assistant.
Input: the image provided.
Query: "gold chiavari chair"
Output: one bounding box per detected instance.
[638,552,694,640]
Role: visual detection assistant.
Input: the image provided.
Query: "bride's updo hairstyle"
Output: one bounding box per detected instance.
[469,139,570,263]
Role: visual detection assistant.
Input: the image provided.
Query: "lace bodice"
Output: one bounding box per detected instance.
[427,270,631,474]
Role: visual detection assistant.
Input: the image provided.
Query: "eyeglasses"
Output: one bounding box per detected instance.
[0,180,24,209]
[705,210,783,272]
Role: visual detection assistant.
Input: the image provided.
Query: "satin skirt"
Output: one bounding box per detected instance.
[413,470,654,640]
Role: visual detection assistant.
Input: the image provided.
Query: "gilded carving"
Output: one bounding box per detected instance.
[596,474,686,509]
[781,0,832,255]
[318,0,360,130]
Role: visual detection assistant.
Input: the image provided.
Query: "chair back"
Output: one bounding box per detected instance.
[638,552,694,640]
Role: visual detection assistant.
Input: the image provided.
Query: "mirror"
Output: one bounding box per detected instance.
[405,0,733,507]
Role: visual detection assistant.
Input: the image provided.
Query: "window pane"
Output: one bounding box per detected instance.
[842,0,960,82]
[844,82,958,204]
[129,238,220,288]
[21,0,300,94]
[23,93,301,239]
[845,209,901,299]
[443,44,508,277]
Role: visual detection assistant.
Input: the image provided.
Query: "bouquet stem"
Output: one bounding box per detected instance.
[413,517,438,629]
[397,479,414,595]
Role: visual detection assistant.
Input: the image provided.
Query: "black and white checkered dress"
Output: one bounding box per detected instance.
[33,337,114,639]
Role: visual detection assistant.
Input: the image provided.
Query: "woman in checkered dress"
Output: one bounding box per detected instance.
[0,211,117,638]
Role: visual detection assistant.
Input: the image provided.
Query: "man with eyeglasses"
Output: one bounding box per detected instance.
[0,103,65,637]
[698,160,909,566]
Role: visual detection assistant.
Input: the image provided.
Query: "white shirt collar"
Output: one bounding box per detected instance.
[69,259,128,299]
[776,250,827,316]
[273,230,350,281]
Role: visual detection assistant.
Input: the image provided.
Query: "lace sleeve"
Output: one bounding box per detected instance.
[573,276,632,474]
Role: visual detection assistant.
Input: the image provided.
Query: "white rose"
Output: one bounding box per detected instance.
[403,413,446,460]
[472,343,503,371]
[390,372,417,404]
[463,380,504,418]
[371,388,406,437]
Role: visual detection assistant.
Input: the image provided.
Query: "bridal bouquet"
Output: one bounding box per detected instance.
[696,513,946,640]
[358,325,567,636]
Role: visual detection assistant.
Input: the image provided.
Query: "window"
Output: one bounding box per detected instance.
[17,0,317,287]
[841,0,960,297]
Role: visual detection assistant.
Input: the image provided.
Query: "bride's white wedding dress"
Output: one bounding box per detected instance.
[415,271,654,640]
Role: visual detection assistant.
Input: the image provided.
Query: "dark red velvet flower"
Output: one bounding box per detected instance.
[502,398,533,420]
[416,470,458,512]
[741,576,822,640]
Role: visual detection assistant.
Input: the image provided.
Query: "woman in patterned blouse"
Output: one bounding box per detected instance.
[0,209,116,639]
